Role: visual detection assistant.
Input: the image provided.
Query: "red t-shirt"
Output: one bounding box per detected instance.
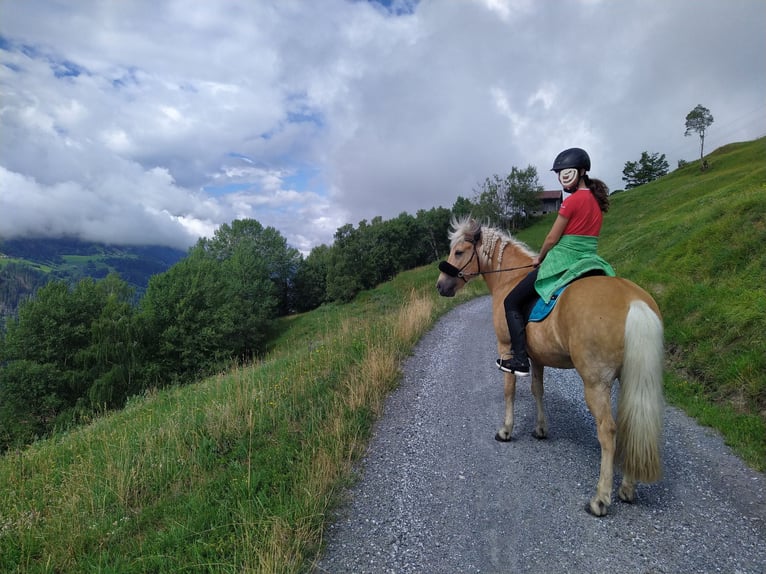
[558,189,603,236]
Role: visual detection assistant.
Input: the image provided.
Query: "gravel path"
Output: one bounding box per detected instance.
[314,296,766,574]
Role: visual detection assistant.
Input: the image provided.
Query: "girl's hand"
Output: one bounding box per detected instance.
[532,256,541,267]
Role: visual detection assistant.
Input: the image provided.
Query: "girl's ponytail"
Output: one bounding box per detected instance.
[583,175,610,213]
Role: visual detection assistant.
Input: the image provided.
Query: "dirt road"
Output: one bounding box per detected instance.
[315,296,766,574]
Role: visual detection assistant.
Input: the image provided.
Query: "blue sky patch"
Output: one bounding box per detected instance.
[358,0,418,16]
[52,60,83,78]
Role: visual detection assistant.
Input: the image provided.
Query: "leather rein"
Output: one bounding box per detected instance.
[438,239,536,283]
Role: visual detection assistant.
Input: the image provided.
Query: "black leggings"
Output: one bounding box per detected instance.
[503,268,539,318]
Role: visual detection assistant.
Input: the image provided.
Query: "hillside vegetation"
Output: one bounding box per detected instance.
[0,216,454,452]
[0,138,763,572]
[0,239,186,320]
[602,138,765,450]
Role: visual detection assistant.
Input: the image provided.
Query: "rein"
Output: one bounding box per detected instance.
[438,240,536,281]
[470,263,537,277]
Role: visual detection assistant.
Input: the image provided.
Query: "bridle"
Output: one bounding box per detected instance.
[438,238,536,282]
[438,240,480,282]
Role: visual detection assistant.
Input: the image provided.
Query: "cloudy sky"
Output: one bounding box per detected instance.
[1,0,764,253]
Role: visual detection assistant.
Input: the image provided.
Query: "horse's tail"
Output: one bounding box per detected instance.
[617,300,664,483]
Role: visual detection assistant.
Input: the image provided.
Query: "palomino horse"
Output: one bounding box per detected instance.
[436,217,664,516]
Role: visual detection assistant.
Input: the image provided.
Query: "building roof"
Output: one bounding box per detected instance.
[538,190,562,200]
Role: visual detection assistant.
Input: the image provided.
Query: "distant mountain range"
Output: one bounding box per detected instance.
[0,237,187,322]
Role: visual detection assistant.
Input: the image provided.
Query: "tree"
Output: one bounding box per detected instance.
[323,209,452,304]
[139,252,226,381]
[325,223,364,303]
[293,245,331,312]
[0,361,63,450]
[684,104,714,161]
[451,196,475,220]
[416,207,452,261]
[622,151,670,189]
[198,219,301,315]
[140,227,280,381]
[473,166,542,230]
[82,274,142,408]
[0,274,141,450]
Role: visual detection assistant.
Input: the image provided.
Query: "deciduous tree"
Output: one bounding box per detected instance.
[293,244,331,312]
[0,274,140,450]
[685,104,714,161]
[473,166,542,230]
[622,151,670,189]
[140,225,280,381]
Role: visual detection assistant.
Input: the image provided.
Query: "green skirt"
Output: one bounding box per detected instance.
[534,235,616,303]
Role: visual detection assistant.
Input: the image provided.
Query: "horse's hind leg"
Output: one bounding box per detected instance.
[583,380,617,516]
[530,363,547,439]
[618,476,637,503]
[495,371,517,441]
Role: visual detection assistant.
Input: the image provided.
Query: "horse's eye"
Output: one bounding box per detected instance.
[455,250,463,257]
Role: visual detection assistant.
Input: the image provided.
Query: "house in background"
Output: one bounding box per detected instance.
[534,190,562,215]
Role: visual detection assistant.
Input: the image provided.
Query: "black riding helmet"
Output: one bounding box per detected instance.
[551,147,591,172]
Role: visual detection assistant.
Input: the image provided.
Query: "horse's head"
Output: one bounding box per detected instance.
[436,218,482,297]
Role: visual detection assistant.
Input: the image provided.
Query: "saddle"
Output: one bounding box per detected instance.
[523,269,606,323]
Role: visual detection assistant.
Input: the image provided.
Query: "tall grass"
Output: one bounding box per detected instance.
[0,269,485,573]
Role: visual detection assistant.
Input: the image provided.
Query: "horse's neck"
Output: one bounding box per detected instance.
[480,229,533,295]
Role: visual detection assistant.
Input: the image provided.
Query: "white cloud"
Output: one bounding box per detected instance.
[0,0,764,254]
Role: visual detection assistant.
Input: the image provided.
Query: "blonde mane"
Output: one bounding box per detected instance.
[449,216,536,269]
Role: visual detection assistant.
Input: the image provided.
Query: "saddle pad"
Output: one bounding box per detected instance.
[528,286,567,323]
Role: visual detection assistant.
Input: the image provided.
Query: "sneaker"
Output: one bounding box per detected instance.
[496,357,530,376]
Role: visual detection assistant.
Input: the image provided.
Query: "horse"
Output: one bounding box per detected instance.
[435,217,664,516]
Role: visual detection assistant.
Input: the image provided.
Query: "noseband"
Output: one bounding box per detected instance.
[438,239,481,283]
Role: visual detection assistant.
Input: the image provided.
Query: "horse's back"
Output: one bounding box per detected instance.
[527,275,660,369]
[562,275,660,317]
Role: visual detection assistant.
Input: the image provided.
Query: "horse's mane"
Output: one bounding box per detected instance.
[449,216,536,268]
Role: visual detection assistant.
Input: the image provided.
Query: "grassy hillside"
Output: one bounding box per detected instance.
[0,267,487,572]
[0,239,186,320]
[602,138,765,458]
[0,139,763,572]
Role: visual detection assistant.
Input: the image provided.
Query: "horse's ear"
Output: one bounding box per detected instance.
[473,229,482,243]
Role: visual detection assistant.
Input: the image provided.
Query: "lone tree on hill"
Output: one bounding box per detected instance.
[685,104,714,161]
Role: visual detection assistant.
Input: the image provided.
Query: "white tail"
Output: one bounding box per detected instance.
[617,300,664,483]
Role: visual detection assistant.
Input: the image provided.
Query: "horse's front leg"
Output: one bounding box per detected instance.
[495,371,517,441]
[530,363,547,439]
[583,381,617,516]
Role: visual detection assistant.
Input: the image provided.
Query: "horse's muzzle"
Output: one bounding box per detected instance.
[436,276,457,297]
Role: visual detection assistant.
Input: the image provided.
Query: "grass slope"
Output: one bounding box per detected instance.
[0,139,763,572]
[603,138,766,463]
[0,270,486,572]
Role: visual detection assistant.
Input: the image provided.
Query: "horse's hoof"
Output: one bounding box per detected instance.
[494,432,512,442]
[585,500,608,517]
[618,485,636,503]
[532,430,547,440]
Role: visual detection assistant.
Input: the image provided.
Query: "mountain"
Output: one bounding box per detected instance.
[0,237,187,320]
